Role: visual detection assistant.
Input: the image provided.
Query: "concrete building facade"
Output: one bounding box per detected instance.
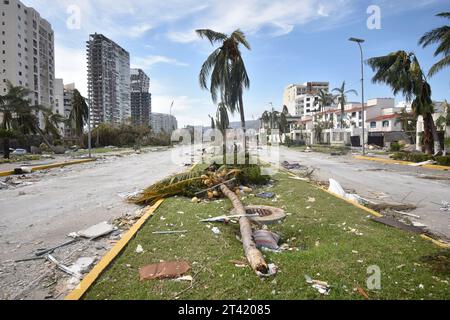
[87,33,130,127]
[283,82,330,117]
[130,68,151,127]
[150,113,177,134]
[0,0,55,115]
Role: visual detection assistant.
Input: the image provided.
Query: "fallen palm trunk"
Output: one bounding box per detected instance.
[219,184,268,275]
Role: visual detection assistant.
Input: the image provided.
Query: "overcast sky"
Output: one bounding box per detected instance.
[24,0,450,127]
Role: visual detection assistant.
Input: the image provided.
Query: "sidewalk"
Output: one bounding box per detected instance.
[354,155,450,171]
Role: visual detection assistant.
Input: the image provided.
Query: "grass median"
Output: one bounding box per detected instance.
[84,171,449,300]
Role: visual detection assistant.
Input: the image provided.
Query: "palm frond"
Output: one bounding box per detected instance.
[231,29,251,50]
[196,29,228,45]
[130,170,205,206]
[428,55,450,77]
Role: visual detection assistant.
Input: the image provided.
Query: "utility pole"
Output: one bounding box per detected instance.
[349,37,366,155]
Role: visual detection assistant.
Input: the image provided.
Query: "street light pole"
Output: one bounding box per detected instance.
[349,37,366,155]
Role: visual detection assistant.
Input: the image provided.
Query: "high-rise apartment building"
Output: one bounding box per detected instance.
[87,33,130,127]
[130,68,151,127]
[0,0,55,114]
[283,82,330,117]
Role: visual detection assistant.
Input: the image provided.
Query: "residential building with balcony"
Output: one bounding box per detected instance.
[283,82,330,117]
[150,113,177,134]
[0,0,55,126]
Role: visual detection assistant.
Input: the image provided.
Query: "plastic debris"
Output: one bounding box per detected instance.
[136,245,144,254]
[211,227,221,235]
[328,179,364,204]
[305,275,330,295]
[440,201,450,212]
[253,230,280,250]
[257,263,278,277]
[174,275,193,282]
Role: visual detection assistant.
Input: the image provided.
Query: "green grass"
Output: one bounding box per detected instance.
[84,172,450,300]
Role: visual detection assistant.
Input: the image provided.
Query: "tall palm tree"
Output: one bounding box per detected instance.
[367,51,441,154]
[419,12,450,77]
[69,89,89,147]
[209,115,216,130]
[332,82,358,129]
[196,29,251,134]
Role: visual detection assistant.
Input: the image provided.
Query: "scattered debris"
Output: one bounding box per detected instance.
[282,161,302,170]
[394,210,421,219]
[67,257,95,275]
[34,238,79,257]
[14,167,33,174]
[256,192,276,199]
[230,205,286,225]
[356,287,370,300]
[307,197,316,203]
[211,227,221,235]
[440,201,450,212]
[305,275,330,295]
[136,245,144,254]
[328,179,364,204]
[191,197,200,203]
[253,230,281,250]
[139,261,191,281]
[371,216,425,234]
[367,202,417,212]
[230,260,248,268]
[47,255,81,279]
[257,263,278,278]
[408,160,436,167]
[78,222,115,240]
[174,275,193,282]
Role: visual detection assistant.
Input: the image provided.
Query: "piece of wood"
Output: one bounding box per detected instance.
[220,184,268,274]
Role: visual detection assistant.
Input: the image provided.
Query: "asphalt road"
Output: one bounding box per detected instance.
[267,147,450,239]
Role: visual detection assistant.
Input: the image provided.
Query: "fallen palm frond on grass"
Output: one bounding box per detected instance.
[130,170,205,206]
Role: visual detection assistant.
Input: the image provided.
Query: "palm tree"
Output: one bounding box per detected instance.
[261,111,270,130]
[196,29,251,143]
[43,109,66,140]
[69,89,89,147]
[333,82,358,129]
[216,103,230,164]
[367,51,441,154]
[316,89,334,114]
[209,115,216,130]
[419,12,450,77]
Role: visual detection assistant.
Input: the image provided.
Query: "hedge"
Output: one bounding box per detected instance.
[391,152,450,167]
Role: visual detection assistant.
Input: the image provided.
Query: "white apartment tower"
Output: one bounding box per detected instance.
[0,0,55,113]
[283,82,329,117]
[87,33,131,127]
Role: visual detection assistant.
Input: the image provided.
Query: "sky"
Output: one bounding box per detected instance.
[23,0,450,127]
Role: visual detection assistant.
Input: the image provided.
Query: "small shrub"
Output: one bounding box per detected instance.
[390,142,402,152]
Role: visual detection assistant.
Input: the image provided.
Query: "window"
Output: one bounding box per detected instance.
[370,122,376,129]
[382,121,390,128]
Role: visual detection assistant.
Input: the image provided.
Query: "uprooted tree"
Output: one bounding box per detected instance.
[131,165,270,275]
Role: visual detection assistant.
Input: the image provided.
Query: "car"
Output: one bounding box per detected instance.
[12,148,28,155]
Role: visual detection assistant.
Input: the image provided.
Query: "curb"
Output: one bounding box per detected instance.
[64,163,199,300]
[354,155,449,171]
[64,199,165,300]
[0,158,97,177]
[282,168,449,250]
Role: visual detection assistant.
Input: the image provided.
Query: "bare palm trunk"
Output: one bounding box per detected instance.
[3,137,10,159]
[423,113,434,155]
[219,184,268,274]
[36,127,56,153]
[239,92,248,164]
[429,116,442,155]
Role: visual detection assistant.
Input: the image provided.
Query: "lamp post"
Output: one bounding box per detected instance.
[349,37,366,155]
